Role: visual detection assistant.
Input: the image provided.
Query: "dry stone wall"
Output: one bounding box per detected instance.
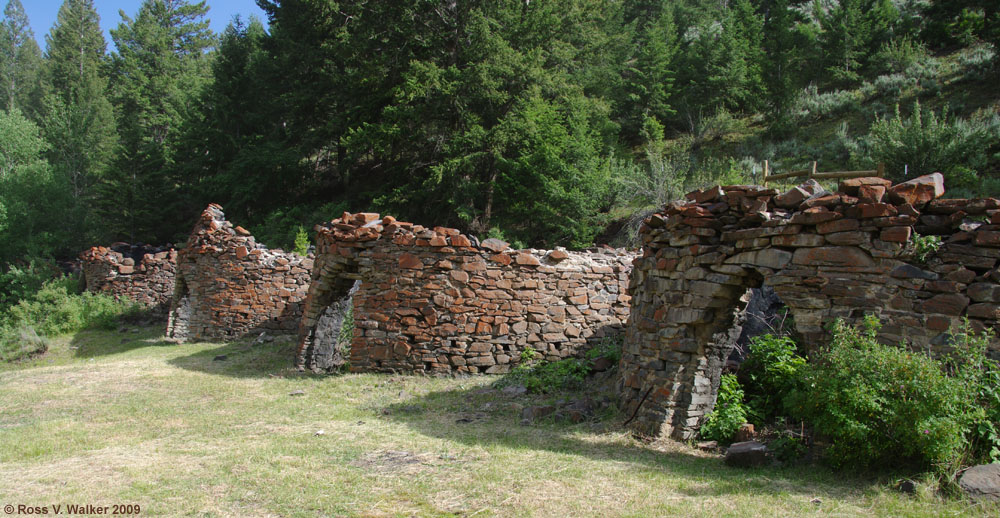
[79,245,176,315]
[623,173,1000,440]
[296,212,635,374]
[166,204,313,341]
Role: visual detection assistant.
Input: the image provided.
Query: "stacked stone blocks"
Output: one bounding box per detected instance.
[165,204,313,341]
[79,245,177,315]
[622,173,1000,440]
[296,212,635,374]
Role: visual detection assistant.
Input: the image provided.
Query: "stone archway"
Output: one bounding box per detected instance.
[621,175,1000,440]
[296,255,362,372]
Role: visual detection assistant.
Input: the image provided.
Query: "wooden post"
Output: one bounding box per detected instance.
[763,160,769,186]
[809,161,817,179]
[877,162,885,178]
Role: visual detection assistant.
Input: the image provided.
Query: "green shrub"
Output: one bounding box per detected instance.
[700,374,749,443]
[862,101,999,184]
[338,303,354,347]
[787,316,993,473]
[6,279,140,336]
[0,278,141,362]
[792,86,861,123]
[740,334,805,424]
[770,433,807,463]
[0,258,60,311]
[944,321,1000,464]
[874,37,929,76]
[497,340,624,394]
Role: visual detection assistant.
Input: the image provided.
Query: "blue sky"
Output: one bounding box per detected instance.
[20,1,268,52]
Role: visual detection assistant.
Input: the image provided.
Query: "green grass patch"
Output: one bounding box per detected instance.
[0,328,995,516]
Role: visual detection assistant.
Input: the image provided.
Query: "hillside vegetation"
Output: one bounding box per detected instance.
[0,0,998,271]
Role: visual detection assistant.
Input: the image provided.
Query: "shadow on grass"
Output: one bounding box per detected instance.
[377,379,882,502]
[165,338,314,379]
[69,324,175,358]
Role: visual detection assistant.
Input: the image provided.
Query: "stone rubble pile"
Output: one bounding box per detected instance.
[622,173,1000,440]
[166,204,313,341]
[296,211,636,374]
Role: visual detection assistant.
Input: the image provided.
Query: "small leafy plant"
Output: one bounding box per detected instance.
[740,334,805,424]
[699,374,749,443]
[909,233,942,263]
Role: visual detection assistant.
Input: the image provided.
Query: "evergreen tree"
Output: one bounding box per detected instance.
[0,0,42,115]
[817,0,896,85]
[258,0,618,247]
[620,5,678,143]
[763,0,805,130]
[176,16,285,218]
[673,0,766,124]
[41,0,116,241]
[105,0,215,243]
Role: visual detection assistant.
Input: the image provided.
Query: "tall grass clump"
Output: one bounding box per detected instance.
[0,277,142,362]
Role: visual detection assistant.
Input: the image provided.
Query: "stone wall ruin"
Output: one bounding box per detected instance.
[621,173,1000,440]
[295,212,636,373]
[165,204,313,342]
[79,244,177,315]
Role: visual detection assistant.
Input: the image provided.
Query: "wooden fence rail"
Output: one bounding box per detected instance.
[762,160,885,186]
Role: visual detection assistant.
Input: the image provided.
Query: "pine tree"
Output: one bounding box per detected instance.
[42,0,116,204]
[104,0,215,243]
[620,5,678,143]
[0,0,42,115]
[175,15,283,218]
[763,0,801,129]
[817,0,896,85]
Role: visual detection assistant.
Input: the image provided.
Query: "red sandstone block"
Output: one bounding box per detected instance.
[974,231,1000,247]
[450,235,472,247]
[681,205,712,217]
[429,235,448,246]
[353,212,381,225]
[548,250,569,262]
[922,293,970,315]
[462,260,488,271]
[857,184,886,203]
[888,173,945,206]
[515,253,541,266]
[926,315,952,331]
[398,253,423,269]
[840,176,891,195]
[816,218,859,234]
[857,203,898,218]
[880,226,912,243]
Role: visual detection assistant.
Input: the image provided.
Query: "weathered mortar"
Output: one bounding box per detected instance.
[166,204,313,341]
[622,174,1000,440]
[79,245,176,315]
[296,212,636,373]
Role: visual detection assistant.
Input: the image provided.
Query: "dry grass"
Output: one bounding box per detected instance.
[0,326,996,517]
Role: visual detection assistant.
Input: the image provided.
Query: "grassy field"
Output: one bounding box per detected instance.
[0,327,996,517]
